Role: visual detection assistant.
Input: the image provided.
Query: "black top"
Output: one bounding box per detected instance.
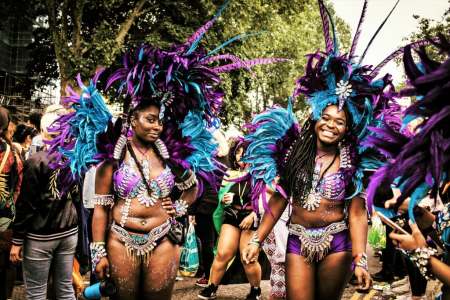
[12,151,79,245]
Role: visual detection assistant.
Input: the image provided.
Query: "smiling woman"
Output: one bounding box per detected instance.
[314,105,348,146]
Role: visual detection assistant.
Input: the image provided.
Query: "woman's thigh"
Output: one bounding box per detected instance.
[316,251,352,300]
[141,239,180,300]
[286,253,316,300]
[216,224,241,260]
[107,234,140,300]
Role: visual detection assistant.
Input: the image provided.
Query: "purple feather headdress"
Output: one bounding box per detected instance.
[106,1,287,160]
[366,35,450,219]
[294,0,435,142]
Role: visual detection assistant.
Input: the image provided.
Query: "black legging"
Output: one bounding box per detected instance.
[194,213,217,279]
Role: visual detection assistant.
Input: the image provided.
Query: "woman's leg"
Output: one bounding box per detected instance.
[52,233,77,300]
[209,224,240,285]
[286,253,316,300]
[316,251,352,300]
[141,239,180,300]
[239,229,261,287]
[107,233,140,300]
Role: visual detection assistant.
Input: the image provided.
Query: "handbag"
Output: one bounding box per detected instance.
[0,143,12,232]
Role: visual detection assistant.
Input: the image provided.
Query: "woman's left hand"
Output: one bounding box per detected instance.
[239,213,255,230]
[354,266,372,291]
[389,221,427,250]
[161,197,176,217]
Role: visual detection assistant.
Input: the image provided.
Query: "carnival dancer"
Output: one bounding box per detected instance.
[199,138,262,300]
[240,0,415,298]
[366,35,450,293]
[43,2,285,299]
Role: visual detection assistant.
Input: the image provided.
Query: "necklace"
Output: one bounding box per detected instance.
[132,141,152,179]
[238,181,248,205]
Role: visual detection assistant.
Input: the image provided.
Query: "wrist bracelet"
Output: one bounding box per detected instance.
[248,231,261,248]
[174,198,188,217]
[353,253,368,271]
[90,242,107,273]
[409,247,437,280]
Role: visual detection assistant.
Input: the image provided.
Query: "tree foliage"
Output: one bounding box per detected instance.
[407,4,450,61]
[2,0,352,125]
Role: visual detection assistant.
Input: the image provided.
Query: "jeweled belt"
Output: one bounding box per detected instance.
[288,220,347,263]
[111,219,171,264]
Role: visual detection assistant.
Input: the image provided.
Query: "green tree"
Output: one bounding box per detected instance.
[3,0,351,126]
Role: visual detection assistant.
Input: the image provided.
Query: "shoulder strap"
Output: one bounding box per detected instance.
[0,143,11,174]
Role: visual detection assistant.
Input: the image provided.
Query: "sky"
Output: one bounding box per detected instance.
[331,0,448,84]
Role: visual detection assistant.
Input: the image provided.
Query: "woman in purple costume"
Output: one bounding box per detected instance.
[92,98,198,300]
[241,1,413,298]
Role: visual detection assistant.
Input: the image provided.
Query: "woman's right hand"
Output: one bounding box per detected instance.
[222,193,233,205]
[242,244,260,265]
[95,256,110,279]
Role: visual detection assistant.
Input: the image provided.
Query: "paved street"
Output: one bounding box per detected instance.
[10,247,442,299]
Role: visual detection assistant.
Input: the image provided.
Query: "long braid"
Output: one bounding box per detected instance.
[283,118,317,204]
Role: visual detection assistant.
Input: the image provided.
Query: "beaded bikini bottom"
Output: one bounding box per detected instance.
[111,219,171,264]
[288,220,348,263]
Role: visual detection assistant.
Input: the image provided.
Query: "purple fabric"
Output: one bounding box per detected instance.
[286,230,351,256]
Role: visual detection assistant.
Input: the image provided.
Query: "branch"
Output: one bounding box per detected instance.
[114,0,149,49]
[71,0,85,58]
[61,0,69,45]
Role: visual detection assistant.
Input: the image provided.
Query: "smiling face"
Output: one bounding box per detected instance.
[314,105,348,146]
[131,104,163,143]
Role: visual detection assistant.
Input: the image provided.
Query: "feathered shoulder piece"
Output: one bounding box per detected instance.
[47,70,114,182]
[366,35,450,220]
[242,98,299,211]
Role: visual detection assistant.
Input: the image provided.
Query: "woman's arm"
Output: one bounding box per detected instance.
[349,195,371,289]
[242,191,288,264]
[91,161,114,279]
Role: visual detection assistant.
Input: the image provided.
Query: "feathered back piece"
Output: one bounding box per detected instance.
[46,70,114,194]
[366,35,450,220]
[106,1,286,159]
[105,1,285,195]
[242,99,299,211]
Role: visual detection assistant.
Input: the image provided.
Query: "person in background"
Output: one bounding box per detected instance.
[0,107,23,300]
[9,105,80,300]
[193,129,229,287]
[199,139,262,300]
[13,124,37,161]
[27,112,44,157]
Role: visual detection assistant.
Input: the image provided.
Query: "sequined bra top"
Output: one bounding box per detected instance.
[302,145,351,211]
[113,157,175,206]
[314,171,346,201]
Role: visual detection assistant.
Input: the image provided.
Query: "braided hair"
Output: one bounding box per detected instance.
[283,105,354,204]
[283,118,317,203]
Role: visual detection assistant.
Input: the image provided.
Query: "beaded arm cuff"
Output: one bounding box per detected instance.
[409,247,437,280]
[90,242,107,273]
[174,198,188,217]
[175,171,197,191]
[93,194,114,207]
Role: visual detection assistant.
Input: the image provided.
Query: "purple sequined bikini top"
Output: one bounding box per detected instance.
[313,144,352,202]
[302,145,352,211]
[315,171,346,201]
[113,156,175,206]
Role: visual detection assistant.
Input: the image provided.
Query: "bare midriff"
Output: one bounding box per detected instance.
[290,198,345,228]
[112,197,170,232]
